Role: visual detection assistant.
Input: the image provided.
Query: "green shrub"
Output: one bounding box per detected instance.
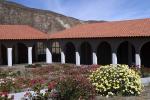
[25,64,42,68]
[89,64,143,97]
[34,64,42,67]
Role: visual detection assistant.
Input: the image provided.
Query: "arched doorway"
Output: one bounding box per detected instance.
[1,44,7,65]
[97,42,111,65]
[117,41,135,65]
[80,42,92,65]
[65,42,76,64]
[141,42,150,67]
[17,43,28,64]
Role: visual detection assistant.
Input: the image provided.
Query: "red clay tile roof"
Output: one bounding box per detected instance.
[0,25,47,40]
[49,18,150,39]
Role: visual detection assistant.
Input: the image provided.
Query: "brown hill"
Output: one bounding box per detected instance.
[0,1,106,34]
[0,1,83,34]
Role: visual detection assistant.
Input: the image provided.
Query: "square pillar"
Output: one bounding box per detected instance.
[46,48,52,64]
[14,45,18,64]
[112,52,117,64]
[61,51,65,64]
[76,51,80,66]
[7,48,12,67]
[0,45,2,65]
[135,53,141,68]
[28,47,32,65]
[92,52,97,65]
[128,43,132,65]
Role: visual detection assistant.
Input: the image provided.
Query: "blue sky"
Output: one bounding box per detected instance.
[9,0,150,21]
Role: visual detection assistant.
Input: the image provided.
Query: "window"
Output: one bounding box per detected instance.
[52,42,61,62]
[37,42,46,61]
[52,42,61,54]
[37,42,46,55]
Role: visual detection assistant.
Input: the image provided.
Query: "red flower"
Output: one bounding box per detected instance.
[48,81,57,90]
[0,92,8,97]
[30,78,45,86]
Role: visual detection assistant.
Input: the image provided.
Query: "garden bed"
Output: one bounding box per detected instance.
[0,64,150,99]
[6,85,150,100]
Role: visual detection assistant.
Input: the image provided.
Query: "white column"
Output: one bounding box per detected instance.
[28,47,32,65]
[135,53,141,68]
[112,52,117,64]
[7,48,12,67]
[61,51,65,64]
[46,48,52,64]
[92,52,97,65]
[76,51,80,66]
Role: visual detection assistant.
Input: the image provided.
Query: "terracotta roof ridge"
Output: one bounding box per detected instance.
[0,25,48,40]
[50,18,150,34]
[48,18,150,39]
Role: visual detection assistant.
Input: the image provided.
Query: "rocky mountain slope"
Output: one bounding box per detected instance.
[0,1,83,34]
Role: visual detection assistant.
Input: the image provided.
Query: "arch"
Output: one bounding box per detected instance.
[141,42,150,67]
[80,42,92,65]
[65,42,76,64]
[17,43,28,64]
[117,41,135,65]
[1,44,7,65]
[97,42,111,65]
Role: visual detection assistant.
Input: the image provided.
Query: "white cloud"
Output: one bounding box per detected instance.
[10,0,150,21]
[44,0,133,21]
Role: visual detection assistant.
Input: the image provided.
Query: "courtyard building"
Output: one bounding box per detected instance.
[0,25,48,66]
[49,18,150,68]
[1,18,150,68]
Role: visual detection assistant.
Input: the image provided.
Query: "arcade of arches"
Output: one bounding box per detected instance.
[0,42,46,66]
[62,41,150,68]
[1,40,150,68]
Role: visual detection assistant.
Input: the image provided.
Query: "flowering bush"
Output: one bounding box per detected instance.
[89,64,143,97]
[63,65,99,76]
[56,75,95,100]
[0,92,14,100]
[22,81,59,100]
[0,70,18,93]
[0,78,15,92]
[29,78,45,92]
[48,81,57,91]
